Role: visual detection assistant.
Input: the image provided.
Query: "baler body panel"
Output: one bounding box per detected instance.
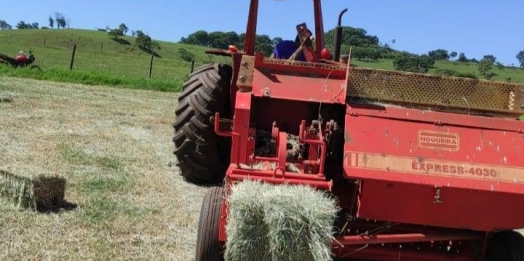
[250,53,348,104]
[344,104,524,231]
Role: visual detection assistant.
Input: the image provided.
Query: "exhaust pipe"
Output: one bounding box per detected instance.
[333,8,348,62]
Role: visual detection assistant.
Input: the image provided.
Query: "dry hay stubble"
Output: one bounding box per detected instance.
[0,76,208,260]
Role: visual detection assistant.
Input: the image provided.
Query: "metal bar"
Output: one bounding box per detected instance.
[313,0,324,58]
[214,112,241,168]
[333,232,481,246]
[228,173,332,190]
[230,167,328,182]
[331,245,476,261]
[243,0,259,55]
[277,132,287,176]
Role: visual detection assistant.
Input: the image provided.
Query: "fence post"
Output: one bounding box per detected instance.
[148,53,154,78]
[43,38,46,48]
[190,59,195,73]
[100,42,103,51]
[70,44,77,70]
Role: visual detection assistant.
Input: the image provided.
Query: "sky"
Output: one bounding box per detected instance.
[2,0,523,65]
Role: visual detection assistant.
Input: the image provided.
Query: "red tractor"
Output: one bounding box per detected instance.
[172,1,524,260]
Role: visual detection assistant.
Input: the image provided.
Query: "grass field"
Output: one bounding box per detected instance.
[0,29,230,92]
[1,29,524,93]
[0,77,206,261]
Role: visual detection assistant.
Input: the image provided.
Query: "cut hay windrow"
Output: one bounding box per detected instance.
[0,169,66,211]
[225,180,339,261]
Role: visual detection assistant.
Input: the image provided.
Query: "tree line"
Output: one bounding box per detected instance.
[0,12,70,30]
[180,27,524,73]
[105,23,161,53]
[179,30,275,56]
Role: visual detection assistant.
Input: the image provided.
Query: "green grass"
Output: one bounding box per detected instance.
[58,143,125,171]
[1,28,524,91]
[78,175,131,193]
[0,29,230,91]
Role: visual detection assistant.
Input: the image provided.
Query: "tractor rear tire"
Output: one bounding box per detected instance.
[195,186,224,261]
[173,63,232,185]
[486,230,524,261]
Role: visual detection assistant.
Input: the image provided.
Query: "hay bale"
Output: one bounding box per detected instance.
[0,96,13,103]
[0,170,34,209]
[0,169,66,211]
[224,180,271,261]
[225,180,339,261]
[32,174,66,210]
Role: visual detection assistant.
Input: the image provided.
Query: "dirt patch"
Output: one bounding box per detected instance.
[0,77,206,260]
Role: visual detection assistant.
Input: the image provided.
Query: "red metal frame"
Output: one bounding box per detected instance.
[207,0,524,260]
[243,0,325,57]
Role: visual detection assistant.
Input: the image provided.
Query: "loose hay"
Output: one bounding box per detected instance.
[0,169,66,211]
[255,130,305,160]
[225,180,339,261]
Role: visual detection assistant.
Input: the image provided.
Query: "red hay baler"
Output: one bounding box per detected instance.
[172,1,524,260]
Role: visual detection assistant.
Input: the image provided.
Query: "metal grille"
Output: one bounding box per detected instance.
[347,67,524,116]
[263,57,344,71]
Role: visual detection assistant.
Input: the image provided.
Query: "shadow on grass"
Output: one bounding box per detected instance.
[37,200,78,214]
[111,38,131,45]
[139,46,162,58]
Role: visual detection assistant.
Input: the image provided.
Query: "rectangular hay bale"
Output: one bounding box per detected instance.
[225,180,339,261]
[0,169,66,210]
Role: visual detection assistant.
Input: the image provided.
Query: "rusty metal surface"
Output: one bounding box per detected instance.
[236,55,255,92]
[262,56,346,71]
[347,67,524,116]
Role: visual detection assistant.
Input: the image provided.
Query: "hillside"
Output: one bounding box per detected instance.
[1,29,524,91]
[0,29,229,91]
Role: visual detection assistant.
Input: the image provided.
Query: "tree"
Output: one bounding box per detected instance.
[31,23,39,29]
[428,49,450,60]
[478,58,494,77]
[223,31,240,47]
[272,37,283,46]
[255,34,273,56]
[483,54,496,63]
[16,21,31,29]
[0,20,12,30]
[419,54,435,69]
[393,53,433,73]
[458,52,468,62]
[180,30,209,46]
[118,23,128,35]
[178,48,195,62]
[108,28,123,39]
[208,31,229,49]
[135,30,161,52]
[351,47,366,60]
[135,30,145,38]
[48,16,54,28]
[54,12,66,29]
[516,50,524,68]
[324,26,380,49]
[450,51,457,61]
